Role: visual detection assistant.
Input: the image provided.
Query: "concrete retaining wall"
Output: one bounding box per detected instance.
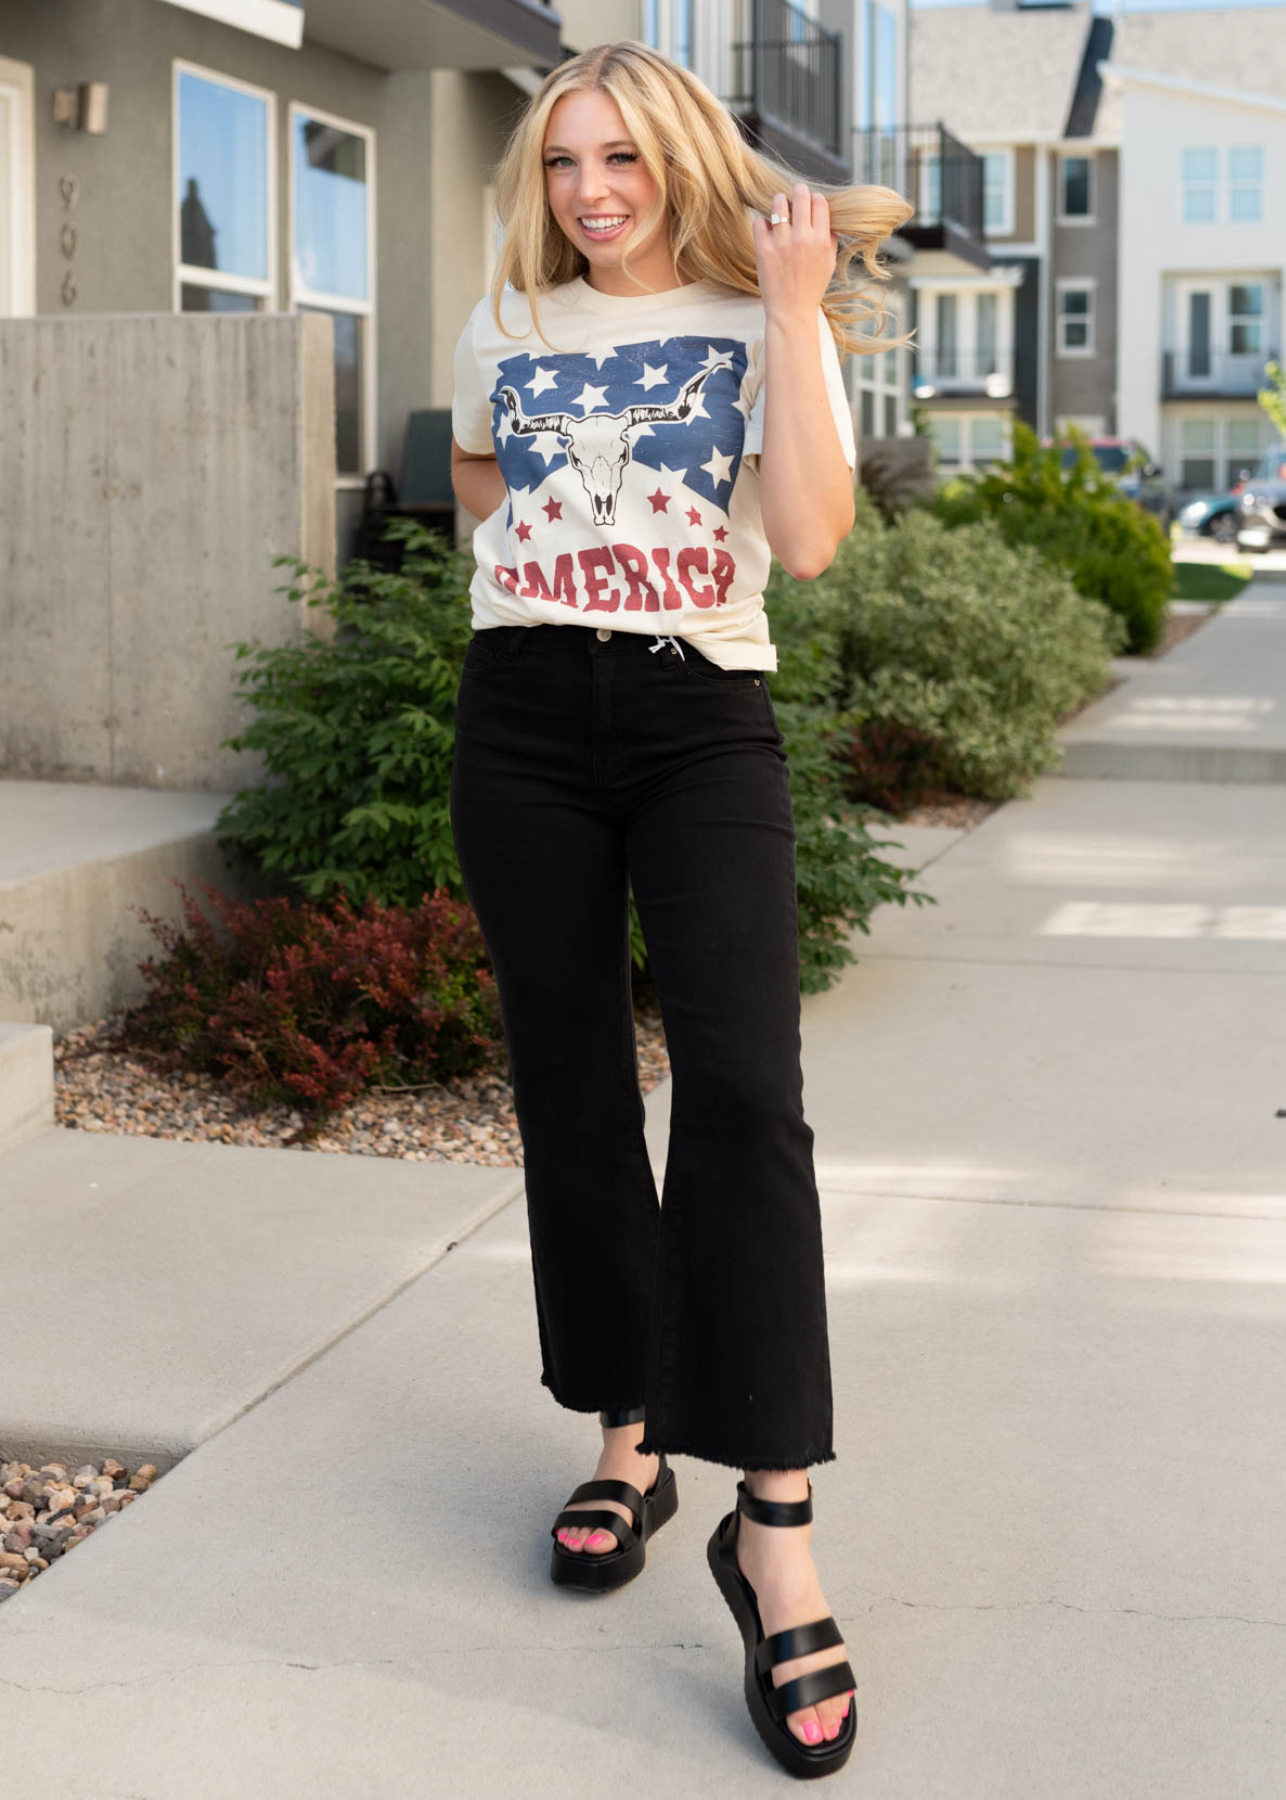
[0,312,335,791]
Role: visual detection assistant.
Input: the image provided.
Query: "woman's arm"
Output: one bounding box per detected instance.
[451,436,507,520]
[752,180,857,582]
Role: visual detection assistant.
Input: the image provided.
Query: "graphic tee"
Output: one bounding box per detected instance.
[451,275,857,671]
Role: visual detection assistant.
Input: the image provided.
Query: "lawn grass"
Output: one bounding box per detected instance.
[1171,559,1253,604]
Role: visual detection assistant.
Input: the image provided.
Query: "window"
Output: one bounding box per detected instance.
[290,103,374,479]
[976,292,998,378]
[1057,282,1094,356]
[641,0,658,47]
[929,413,1010,474]
[1177,415,1271,490]
[1059,154,1094,221]
[672,0,693,66]
[1229,147,1263,222]
[914,283,1014,392]
[1180,419,1216,490]
[970,415,1006,465]
[1182,147,1217,222]
[918,152,941,225]
[1226,418,1262,480]
[173,62,275,312]
[1229,283,1263,356]
[860,389,876,437]
[983,151,1013,235]
[931,416,961,467]
[1182,146,1264,223]
[936,293,958,378]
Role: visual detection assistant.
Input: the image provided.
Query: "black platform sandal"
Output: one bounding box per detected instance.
[549,1404,679,1593]
[707,1478,857,1779]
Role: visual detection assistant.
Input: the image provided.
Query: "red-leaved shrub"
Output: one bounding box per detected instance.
[121,880,506,1124]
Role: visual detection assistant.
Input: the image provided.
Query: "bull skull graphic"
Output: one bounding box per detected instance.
[495,361,733,526]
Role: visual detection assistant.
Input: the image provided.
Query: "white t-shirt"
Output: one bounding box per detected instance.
[451,275,857,671]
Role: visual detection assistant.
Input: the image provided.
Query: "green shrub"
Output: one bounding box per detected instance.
[121,879,506,1126]
[930,420,1172,653]
[765,489,1123,807]
[222,519,923,996]
[218,523,476,908]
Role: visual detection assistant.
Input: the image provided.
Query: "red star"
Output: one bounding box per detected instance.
[647,487,670,513]
[541,496,563,521]
[713,524,728,542]
[515,519,532,541]
[686,505,702,526]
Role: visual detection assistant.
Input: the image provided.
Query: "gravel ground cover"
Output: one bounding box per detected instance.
[54,1001,672,1163]
[51,812,994,1157]
[1,1458,156,1605]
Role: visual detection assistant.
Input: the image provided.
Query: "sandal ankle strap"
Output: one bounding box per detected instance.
[599,1403,646,1428]
[735,1477,813,1527]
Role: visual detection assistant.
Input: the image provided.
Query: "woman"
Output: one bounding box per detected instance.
[449,40,911,1780]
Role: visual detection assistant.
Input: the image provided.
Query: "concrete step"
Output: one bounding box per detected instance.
[0,1126,529,1472]
[0,1022,54,1154]
[0,778,244,1033]
[1057,586,1286,782]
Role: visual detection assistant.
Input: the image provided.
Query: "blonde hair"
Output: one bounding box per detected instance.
[486,39,916,360]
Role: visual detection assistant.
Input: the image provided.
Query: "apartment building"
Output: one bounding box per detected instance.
[907,0,1114,476]
[1098,10,1286,495]
[909,0,1286,495]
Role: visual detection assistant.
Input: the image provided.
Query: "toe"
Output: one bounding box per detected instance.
[585,1530,615,1554]
[788,1706,824,1747]
[817,1693,849,1741]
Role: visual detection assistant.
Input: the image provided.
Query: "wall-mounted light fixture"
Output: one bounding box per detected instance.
[53,83,110,134]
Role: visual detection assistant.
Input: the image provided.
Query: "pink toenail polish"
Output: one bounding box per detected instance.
[803,1722,822,1744]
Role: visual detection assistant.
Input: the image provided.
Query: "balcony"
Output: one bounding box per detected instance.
[723,0,848,184]
[912,347,1015,402]
[1161,348,1280,400]
[852,122,989,272]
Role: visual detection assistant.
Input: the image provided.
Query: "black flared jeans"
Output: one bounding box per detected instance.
[448,621,835,1472]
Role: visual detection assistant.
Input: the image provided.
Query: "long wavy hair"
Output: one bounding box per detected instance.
[487,39,916,360]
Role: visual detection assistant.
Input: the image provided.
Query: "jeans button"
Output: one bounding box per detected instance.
[595,627,612,642]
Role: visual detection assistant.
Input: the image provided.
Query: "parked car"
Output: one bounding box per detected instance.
[1181,444,1286,544]
[1177,488,1243,542]
[1236,444,1286,551]
[1053,435,1173,530]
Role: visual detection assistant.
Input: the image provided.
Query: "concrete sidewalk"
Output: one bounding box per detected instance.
[1,596,1284,1795]
[1059,585,1286,781]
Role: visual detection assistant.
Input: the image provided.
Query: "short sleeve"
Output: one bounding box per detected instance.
[742,305,856,472]
[451,300,495,454]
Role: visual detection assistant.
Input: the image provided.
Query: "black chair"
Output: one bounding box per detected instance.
[356,408,458,570]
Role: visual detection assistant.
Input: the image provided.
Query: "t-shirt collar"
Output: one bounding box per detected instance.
[557,274,727,313]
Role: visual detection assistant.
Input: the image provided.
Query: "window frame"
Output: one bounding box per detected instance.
[982,148,1015,238]
[171,58,278,314]
[287,98,377,488]
[1056,277,1095,358]
[1174,412,1271,493]
[1058,151,1095,226]
[912,280,1015,394]
[929,410,1011,476]
[1228,145,1264,223]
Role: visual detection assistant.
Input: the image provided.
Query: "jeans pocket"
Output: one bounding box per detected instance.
[464,626,528,671]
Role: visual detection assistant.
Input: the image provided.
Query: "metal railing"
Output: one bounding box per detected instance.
[1161,349,1280,398]
[852,122,985,242]
[725,0,843,159]
[912,347,1015,396]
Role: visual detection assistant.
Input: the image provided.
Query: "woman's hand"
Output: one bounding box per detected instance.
[752,180,838,326]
